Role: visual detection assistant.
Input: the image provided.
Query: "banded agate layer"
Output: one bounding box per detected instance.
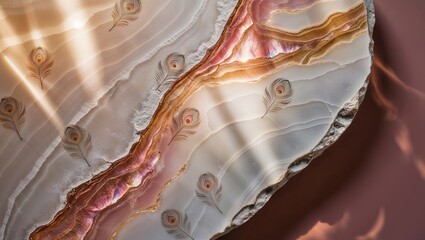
[0,0,373,239]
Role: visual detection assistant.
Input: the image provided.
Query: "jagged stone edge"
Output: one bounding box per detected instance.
[212,1,375,239]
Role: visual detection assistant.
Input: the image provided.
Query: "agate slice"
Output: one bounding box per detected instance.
[0,0,374,239]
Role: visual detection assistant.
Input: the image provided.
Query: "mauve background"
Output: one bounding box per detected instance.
[219,1,425,240]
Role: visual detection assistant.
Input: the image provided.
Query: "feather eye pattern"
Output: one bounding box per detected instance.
[161,209,194,240]
[62,125,93,167]
[195,172,223,214]
[155,53,185,91]
[261,78,293,118]
[168,108,200,145]
[27,47,54,90]
[0,97,25,140]
[109,0,142,31]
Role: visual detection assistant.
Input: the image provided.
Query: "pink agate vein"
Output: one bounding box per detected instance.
[43,131,161,238]
[199,0,317,72]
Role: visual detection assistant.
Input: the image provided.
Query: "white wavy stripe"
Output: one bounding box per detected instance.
[0,0,182,168]
[0,0,236,239]
[204,114,333,181]
[2,0,173,133]
[132,0,238,131]
[0,5,112,52]
[0,0,202,179]
[118,116,331,239]
[183,120,331,237]
[177,115,333,217]
[0,6,143,171]
[0,136,62,239]
[186,0,238,67]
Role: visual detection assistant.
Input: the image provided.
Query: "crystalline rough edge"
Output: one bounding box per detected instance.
[212,0,375,238]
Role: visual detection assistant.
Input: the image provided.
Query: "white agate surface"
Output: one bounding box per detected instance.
[0,0,237,239]
[117,30,372,239]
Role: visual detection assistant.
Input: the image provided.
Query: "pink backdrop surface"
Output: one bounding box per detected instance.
[220,1,425,239]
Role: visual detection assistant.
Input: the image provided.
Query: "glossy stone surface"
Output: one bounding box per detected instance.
[0,0,373,239]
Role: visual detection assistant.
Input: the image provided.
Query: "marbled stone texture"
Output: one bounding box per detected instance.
[0,0,373,239]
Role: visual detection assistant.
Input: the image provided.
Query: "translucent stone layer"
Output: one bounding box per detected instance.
[0,0,373,239]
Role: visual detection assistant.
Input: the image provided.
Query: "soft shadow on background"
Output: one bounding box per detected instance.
[220,1,425,239]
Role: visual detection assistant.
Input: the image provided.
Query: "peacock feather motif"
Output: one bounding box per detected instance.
[62,125,93,167]
[0,97,25,140]
[161,209,194,240]
[27,47,54,90]
[168,108,200,145]
[109,0,142,31]
[155,53,185,91]
[195,172,223,214]
[261,78,293,118]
